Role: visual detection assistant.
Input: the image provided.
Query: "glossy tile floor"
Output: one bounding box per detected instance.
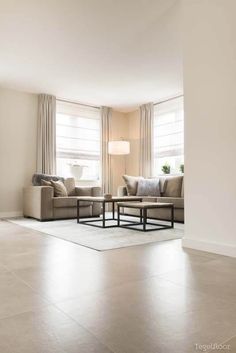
[0,220,236,353]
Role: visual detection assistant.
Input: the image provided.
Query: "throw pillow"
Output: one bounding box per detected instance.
[122,175,144,195]
[163,176,183,197]
[50,180,68,197]
[41,179,52,187]
[64,178,76,196]
[137,178,161,196]
[32,173,64,186]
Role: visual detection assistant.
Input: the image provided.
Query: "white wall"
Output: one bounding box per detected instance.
[182,0,236,257]
[0,88,129,215]
[0,88,38,217]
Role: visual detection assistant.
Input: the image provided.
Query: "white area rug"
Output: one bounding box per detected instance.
[9,217,184,251]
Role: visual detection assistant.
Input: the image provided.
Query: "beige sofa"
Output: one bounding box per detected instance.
[23,174,101,221]
[118,175,184,222]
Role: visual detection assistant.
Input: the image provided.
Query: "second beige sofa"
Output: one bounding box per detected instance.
[118,175,184,222]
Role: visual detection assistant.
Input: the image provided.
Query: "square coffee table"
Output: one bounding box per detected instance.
[77,196,142,228]
[117,201,174,232]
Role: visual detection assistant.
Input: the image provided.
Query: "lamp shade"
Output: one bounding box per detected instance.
[108,140,130,155]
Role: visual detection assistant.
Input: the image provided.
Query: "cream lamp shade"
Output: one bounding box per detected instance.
[108,140,130,155]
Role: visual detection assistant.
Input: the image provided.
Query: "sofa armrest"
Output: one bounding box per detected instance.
[117,186,128,197]
[23,186,54,220]
[75,186,102,216]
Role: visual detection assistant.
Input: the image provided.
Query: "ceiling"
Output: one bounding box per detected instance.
[0,0,183,112]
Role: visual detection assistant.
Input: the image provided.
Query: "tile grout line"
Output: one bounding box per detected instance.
[0,265,116,353]
[206,333,236,353]
[52,301,118,353]
[4,254,220,308]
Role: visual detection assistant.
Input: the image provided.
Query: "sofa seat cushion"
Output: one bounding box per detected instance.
[142,196,184,209]
[53,197,92,208]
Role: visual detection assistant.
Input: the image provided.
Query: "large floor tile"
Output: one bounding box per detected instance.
[158,258,236,303]
[0,306,113,353]
[208,335,236,352]
[0,272,50,319]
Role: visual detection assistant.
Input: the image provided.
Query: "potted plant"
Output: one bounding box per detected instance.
[180,164,184,173]
[161,163,171,174]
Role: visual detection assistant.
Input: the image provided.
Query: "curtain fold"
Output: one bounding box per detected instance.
[37,94,56,175]
[139,103,154,177]
[100,106,112,194]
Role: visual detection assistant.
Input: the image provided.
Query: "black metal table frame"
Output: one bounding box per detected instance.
[77,198,142,229]
[117,204,174,232]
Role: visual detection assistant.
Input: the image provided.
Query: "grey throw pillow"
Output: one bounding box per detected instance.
[137,178,161,196]
[122,175,144,195]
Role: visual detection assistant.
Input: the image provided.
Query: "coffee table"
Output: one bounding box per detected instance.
[77,196,142,228]
[117,201,174,232]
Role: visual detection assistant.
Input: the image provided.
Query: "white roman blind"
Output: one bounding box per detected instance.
[153,96,184,175]
[56,101,100,181]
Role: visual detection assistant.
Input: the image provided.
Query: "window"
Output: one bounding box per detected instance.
[56,101,100,181]
[153,96,184,175]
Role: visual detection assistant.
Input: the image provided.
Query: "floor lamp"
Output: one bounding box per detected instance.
[108,140,130,195]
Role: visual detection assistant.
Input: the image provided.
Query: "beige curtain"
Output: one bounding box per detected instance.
[101,106,112,194]
[139,103,154,177]
[36,94,56,174]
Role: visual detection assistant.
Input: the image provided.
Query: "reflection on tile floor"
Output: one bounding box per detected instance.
[0,220,236,353]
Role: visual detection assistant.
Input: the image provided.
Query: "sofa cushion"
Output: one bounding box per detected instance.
[123,175,144,195]
[41,179,53,187]
[75,187,93,196]
[141,196,159,203]
[158,197,184,209]
[64,178,76,196]
[163,176,183,197]
[142,196,184,209]
[32,173,64,186]
[137,178,160,196]
[53,197,92,208]
[50,180,68,197]
[41,179,68,197]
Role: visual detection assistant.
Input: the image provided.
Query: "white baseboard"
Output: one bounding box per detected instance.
[0,211,23,219]
[182,238,236,258]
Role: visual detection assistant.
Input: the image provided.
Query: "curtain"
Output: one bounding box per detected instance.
[139,103,154,177]
[36,94,56,174]
[101,106,112,194]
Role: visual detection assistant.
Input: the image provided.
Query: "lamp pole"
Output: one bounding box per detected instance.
[108,139,130,195]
